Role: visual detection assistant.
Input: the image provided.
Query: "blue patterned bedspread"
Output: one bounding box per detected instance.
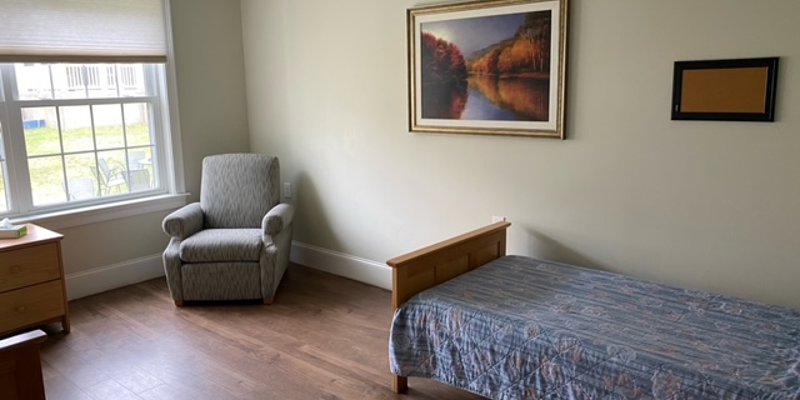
[390,255,800,399]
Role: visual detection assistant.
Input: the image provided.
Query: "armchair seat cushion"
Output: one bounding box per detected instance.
[179,229,263,262]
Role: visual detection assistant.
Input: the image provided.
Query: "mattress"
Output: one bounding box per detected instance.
[389,255,800,399]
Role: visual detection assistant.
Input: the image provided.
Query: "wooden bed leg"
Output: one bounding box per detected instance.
[392,375,408,394]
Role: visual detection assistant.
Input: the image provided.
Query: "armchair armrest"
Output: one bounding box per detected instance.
[262,203,294,236]
[162,202,204,239]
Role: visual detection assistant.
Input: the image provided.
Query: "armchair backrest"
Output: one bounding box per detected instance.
[200,153,280,229]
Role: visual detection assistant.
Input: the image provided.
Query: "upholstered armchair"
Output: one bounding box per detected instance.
[161,154,293,306]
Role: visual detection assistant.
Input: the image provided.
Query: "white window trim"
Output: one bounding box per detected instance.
[162,0,185,195]
[13,192,188,230]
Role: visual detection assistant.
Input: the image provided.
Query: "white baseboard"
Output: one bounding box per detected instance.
[64,243,390,301]
[65,253,164,300]
[291,241,391,290]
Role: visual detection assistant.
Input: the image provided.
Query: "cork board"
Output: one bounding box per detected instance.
[671,58,779,122]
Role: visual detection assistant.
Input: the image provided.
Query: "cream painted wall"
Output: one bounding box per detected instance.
[170,0,251,201]
[58,212,170,272]
[241,0,800,309]
[47,0,250,285]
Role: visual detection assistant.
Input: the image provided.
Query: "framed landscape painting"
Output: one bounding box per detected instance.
[407,0,569,139]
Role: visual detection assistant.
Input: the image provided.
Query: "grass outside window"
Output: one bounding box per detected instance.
[23,123,155,206]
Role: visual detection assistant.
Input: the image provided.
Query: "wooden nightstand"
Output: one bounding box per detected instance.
[0,224,69,337]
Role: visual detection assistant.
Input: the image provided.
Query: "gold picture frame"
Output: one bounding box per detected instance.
[407,0,569,139]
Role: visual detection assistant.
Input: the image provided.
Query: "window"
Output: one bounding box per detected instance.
[0,0,183,220]
[0,63,170,214]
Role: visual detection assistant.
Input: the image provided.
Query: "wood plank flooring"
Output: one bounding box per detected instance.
[39,265,485,400]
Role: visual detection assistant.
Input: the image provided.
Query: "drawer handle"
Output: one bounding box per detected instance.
[16,306,26,312]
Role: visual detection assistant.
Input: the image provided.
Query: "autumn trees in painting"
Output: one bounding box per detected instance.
[419,10,553,121]
[421,10,551,83]
[470,11,552,77]
[419,32,469,118]
[420,32,468,84]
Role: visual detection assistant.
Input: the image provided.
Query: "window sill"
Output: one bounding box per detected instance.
[13,193,189,230]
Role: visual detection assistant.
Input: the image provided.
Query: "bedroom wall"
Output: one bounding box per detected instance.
[241,0,800,309]
[39,0,250,299]
[170,0,251,201]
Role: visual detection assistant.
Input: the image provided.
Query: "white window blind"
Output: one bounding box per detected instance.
[0,0,167,63]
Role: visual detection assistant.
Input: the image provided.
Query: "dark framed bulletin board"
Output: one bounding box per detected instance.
[671,57,779,122]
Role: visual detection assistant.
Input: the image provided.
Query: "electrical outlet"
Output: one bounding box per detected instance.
[283,182,293,199]
[492,216,506,223]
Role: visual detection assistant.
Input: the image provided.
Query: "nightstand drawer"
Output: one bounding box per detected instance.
[0,243,60,292]
[0,281,65,334]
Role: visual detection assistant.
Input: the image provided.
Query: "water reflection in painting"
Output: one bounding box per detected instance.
[421,81,467,119]
[420,10,552,122]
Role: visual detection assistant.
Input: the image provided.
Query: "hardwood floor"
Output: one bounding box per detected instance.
[39,265,485,400]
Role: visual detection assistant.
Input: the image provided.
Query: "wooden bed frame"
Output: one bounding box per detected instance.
[386,221,511,393]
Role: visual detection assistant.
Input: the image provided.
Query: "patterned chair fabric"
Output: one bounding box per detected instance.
[161,153,294,305]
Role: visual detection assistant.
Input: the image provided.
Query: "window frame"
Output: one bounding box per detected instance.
[0,60,185,226]
[0,0,185,229]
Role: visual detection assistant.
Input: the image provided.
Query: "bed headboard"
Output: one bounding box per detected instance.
[386,221,511,309]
